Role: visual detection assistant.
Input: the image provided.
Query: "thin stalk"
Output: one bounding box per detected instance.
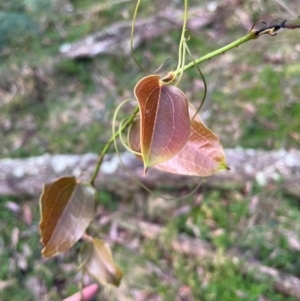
[172,32,256,78]
[90,106,139,187]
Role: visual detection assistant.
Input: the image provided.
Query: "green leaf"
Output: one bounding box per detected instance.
[134,75,190,171]
[81,238,123,287]
[39,176,97,257]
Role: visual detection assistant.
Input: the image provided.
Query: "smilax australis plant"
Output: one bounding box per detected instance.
[39,0,300,289]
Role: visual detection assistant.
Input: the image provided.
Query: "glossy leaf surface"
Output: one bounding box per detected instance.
[129,105,227,177]
[82,238,123,287]
[134,75,190,169]
[39,176,96,257]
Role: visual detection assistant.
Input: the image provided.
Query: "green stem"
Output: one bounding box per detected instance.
[172,32,256,78]
[90,106,139,187]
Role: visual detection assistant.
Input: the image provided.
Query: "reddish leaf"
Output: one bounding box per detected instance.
[39,176,97,257]
[129,105,228,177]
[134,75,190,170]
[81,238,123,287]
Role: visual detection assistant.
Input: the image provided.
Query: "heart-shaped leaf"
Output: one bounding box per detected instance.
[134,75,190,170]
[129,104,228,176]
[39,176,97,257]
[81,238,123,287]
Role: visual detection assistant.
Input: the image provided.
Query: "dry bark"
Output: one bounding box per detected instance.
[0,148,299,197]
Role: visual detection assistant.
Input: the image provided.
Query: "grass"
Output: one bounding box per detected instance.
[1,188,300,300]
[1,0,300,300]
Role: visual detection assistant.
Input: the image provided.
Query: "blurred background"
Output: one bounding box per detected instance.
[0,0,300,300]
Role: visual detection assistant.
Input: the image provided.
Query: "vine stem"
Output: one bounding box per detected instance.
[90,32,257,186]
[90,106,139,187]
[171,32,257,78]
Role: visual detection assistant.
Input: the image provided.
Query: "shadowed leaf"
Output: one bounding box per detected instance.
[129,105,227,176]
[250,15,300,36]
[39,176,96,257]
[134,75,190,170]
[82,238,123,287]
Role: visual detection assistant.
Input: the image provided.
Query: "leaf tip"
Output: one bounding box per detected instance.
[218,161,229,172]
[143,166,148,176]
[41,247,55,258]
[111,268,123,287]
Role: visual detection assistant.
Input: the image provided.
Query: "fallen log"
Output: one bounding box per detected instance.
[59,6,222,59]
[0,148,299,197]
[59,0,245,59]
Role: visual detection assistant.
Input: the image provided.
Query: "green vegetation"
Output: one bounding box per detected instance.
[1,0,300,300]
[1,188,300,300]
